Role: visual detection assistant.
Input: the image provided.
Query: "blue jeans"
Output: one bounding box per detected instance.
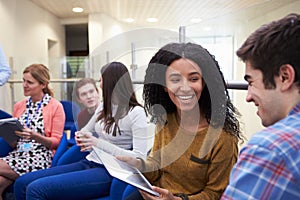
[14,159,112,200]
[122,185,143,200]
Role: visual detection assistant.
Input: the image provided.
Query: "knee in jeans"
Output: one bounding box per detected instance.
[14,176,28,199]
[26,179,47,199]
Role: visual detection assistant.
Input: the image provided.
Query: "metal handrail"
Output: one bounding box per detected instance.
[8,79,247,88]
[7,79,247,111]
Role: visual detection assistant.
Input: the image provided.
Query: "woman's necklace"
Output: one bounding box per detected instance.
[26,95,44,128]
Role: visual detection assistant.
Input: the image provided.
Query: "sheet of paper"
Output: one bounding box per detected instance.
[92,147,159,197]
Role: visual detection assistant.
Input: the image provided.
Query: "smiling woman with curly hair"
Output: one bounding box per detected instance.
[120,42,243,200]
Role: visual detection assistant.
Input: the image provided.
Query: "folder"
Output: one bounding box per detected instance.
[0,118,22,144]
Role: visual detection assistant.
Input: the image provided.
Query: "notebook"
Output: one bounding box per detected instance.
[0,118,22,144]
[92,147,160,197]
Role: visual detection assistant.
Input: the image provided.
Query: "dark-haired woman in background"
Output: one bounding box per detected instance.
[14,62,154,200]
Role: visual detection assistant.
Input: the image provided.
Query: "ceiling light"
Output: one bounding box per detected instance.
[125,18,135,23]
[146,18,158,23]
[72,7,84,13]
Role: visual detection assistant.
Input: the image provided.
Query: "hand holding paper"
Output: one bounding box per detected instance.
[93,147,159,197]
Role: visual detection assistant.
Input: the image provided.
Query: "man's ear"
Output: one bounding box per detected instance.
[279,64,295,91]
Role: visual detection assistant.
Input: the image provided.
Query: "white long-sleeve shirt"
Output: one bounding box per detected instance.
[82,103,154,164]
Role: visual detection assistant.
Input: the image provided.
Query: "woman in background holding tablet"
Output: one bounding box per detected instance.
[0,64,65,199]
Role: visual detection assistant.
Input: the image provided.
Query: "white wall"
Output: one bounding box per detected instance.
[88,13,131,54]
[0,0,65,113]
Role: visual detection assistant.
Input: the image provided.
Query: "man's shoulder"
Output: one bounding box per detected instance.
[78,108,88,114]
[247,118,300,154]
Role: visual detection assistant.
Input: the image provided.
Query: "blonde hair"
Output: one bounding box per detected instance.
[23,64,54,97]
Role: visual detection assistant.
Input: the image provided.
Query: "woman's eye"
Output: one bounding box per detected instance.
[170,78,180,83]
[190,77,199,82]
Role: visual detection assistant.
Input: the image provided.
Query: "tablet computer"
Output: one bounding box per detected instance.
[93,147,160,197]
[0,118,22,144]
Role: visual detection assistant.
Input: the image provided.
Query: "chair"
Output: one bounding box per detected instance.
[51,132,69,167]
[0,138,13,157]
[60,100,81,131]
[0,109,12,119]
[0,110,13,157]
[67,123,78,147]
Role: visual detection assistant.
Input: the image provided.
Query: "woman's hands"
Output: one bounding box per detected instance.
[75,131,97,151]
[116,157,182,200]
[139,186,182,200]
[15,127,37,140]
[14,126,52,148]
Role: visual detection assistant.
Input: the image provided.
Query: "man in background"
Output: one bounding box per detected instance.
[75,78,100,129]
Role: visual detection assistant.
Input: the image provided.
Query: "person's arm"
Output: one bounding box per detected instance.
[117,123,164,179]
[221,145,291,200]
[137,124,163,179]
[95,106,152,159]
[0,46,11,86]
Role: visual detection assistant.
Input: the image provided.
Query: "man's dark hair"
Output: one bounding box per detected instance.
[236,13,300,90]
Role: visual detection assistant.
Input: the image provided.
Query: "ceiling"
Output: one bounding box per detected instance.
[29,0,297,29]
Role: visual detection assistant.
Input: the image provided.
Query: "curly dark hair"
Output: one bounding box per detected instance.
[143,42,242,140]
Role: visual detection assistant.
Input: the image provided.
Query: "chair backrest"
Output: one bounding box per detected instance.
[0,110,13,157]
[67,123,78,146]
[0,109,12,119]
[51,132,69,167]
[0,137,13,157]
[60,100,81,122]
[60,100,81,130]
